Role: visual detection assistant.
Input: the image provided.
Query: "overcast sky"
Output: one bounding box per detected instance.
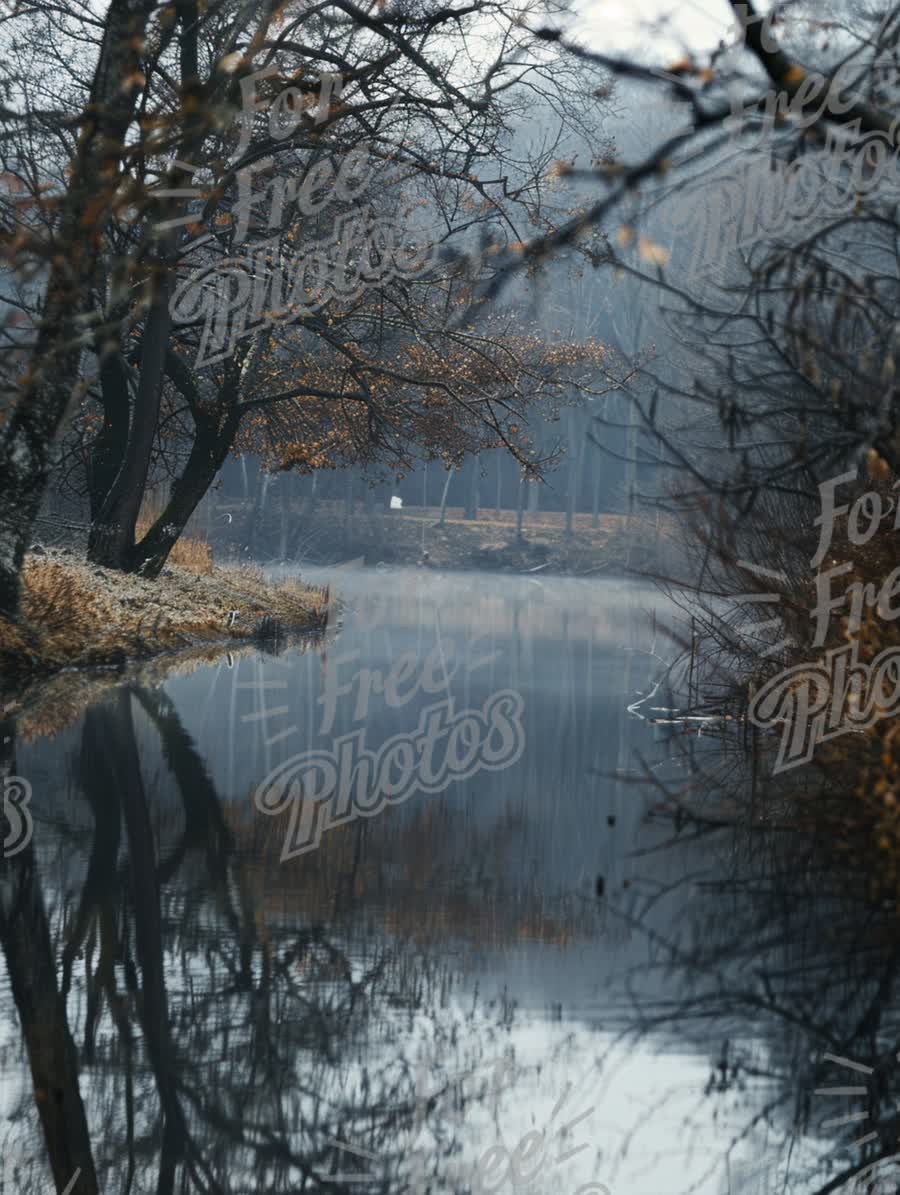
[576,0,745,55]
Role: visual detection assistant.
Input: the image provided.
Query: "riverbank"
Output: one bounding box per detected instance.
[0,548,328,700]
[218,503,678,574]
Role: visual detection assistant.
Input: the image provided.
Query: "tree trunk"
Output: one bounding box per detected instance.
[88,347,132,521]
[87,291,174,569]
[591,393,609,529]
[528,474,539,514]
[565,410,583,540]
[0,0,149,617]
[100,692,187,1195]
[130,412,236,579]
[87,3,204,574]
[624,396,639,570]
[278,476,289,562]
[464,453,479,521]
[437,466,454,527]
[516,475,526,541]
[0,720,100,1195]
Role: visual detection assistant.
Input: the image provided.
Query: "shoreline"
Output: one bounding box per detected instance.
[215,506,677,575]
[0,549,329,713]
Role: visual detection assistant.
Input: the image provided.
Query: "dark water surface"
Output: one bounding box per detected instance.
[0,569,887,1194]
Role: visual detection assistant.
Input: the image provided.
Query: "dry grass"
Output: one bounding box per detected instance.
[0,549,329,699]
[136,494,213,574]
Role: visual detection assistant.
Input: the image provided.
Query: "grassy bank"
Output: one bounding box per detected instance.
[0,547,329,698]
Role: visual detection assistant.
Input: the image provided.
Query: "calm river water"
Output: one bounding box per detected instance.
[1,568,890,1194]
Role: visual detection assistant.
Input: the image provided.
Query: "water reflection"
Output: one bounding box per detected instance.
[3,568,897,1193]
[618,788,900,1194]
[3,684,496,1194]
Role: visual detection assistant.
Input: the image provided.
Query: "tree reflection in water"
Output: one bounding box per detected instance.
[8,592,900,1193]
[612,717,900,1195]
[0,686,528,1195]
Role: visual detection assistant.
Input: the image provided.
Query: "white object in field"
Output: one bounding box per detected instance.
[390,495,403,509]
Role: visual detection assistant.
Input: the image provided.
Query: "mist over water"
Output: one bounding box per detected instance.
[0,568,857,1194]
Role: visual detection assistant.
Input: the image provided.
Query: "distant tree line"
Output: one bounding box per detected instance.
[0,0,619,618]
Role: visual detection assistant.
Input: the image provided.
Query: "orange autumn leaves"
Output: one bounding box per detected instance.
[230,320,608,476]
